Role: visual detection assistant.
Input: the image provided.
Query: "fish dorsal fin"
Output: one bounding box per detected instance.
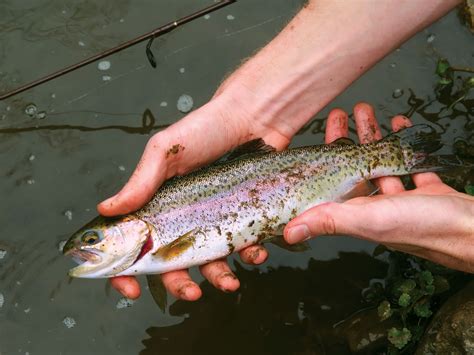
[153,229,197,260]
[337,180,379,202]
[146,274,167,313]
[330,137,355,146]
[224,138,276,162]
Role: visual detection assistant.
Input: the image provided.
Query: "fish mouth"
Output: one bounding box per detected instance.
[66,249,102,265]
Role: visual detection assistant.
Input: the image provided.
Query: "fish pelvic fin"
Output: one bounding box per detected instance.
[337,180,379,202]
[146,274,167,313]
[153,229,198,261]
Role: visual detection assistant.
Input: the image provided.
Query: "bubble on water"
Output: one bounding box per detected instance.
[78,41,86,47]
[29,154,35,162]
[118,165,125,171]
[36,111,47,119]
[0,293,4,308]
[0,249,6,260]
[26,179,35,185]
[24,307,31,313]
[204,14,211,20]
[392,88,404,99]
[98,60,111,71]
[119,18,125,23]
[64,210,73,221]
[116,297,135,309]
[179,67,185,74]
[177,94,194,113]
[390,63,396,68]
[102,75,112,81]
[6,106,10,111]
[62,316,76,328]
[160,101,168,107]
[58,240,67,252]
[24,104,38,117]
[320,305,331,311]
[51,93,56,99]
[427,34,436,43]
[227,14,235,20]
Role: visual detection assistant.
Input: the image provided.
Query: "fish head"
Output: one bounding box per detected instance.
[63,215,153,278]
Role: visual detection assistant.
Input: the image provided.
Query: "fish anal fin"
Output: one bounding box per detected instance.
[146,274,167,313]
[337,180,379,202]
[153,229,197,260]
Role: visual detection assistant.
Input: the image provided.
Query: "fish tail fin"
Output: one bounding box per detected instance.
[388,124,462,173]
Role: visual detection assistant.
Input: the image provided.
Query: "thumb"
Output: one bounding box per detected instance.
[284,202,373,244]
[97,137,168,216]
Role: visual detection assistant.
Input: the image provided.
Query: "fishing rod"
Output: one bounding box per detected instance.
[0,0,236,101]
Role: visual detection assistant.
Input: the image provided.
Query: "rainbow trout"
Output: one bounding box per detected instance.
[63,125,445,279]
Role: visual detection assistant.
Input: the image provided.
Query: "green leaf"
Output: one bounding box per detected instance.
[410,324,425,342]
[398,293,411,307]
[378,300,393,321]
[388,327,412,350]
[436,58,451,76]
[398,279,416,293]
[464,77,474,89]
[433,275,450,294]
[438,77,452,85]
[424,284,435,295]
[414,302,433,318]
[465,185,474,196]
[419,270,434,286]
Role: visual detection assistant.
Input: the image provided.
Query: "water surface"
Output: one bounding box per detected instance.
[0,1,472,354]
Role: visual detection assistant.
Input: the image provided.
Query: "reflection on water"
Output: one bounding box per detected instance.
[0,0,472,354]
[142,253,388,355]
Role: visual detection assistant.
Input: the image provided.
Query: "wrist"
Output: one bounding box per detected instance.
[214,0,461,142]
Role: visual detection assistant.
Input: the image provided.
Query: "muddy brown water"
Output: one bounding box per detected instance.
[0,1,472,354]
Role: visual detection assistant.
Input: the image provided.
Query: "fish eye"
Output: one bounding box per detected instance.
[81,231,101,245]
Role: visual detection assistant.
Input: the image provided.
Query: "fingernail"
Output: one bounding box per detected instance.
[286,224,310,244]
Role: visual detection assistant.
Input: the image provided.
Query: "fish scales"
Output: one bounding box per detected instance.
[63,125,443,278]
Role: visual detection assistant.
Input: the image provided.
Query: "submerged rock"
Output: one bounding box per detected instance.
[415,281,474,354]
[336,307,399,353]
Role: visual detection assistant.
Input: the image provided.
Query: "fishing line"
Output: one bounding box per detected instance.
[0,0,236,100]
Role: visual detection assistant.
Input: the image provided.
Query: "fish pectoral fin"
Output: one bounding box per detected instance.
[146,274,167,313]
[337,180,379,202]
[330,137,356,145]
[270,236,311,252]
[153,229,198,260]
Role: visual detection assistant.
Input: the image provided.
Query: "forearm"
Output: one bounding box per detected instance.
[217,0,461,141]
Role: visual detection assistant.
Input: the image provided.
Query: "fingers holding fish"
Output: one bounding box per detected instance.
[239,245,269,265]
[325,108,349,144]
[161,270,202,301]
[353,102,405,195]
[199,260,240,293]
[110,276,141,299]
[353,102,383,144]
[98,136,169,217]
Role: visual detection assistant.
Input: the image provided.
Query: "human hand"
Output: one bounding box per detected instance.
[97,92,294,300]
[284,103,474,273]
